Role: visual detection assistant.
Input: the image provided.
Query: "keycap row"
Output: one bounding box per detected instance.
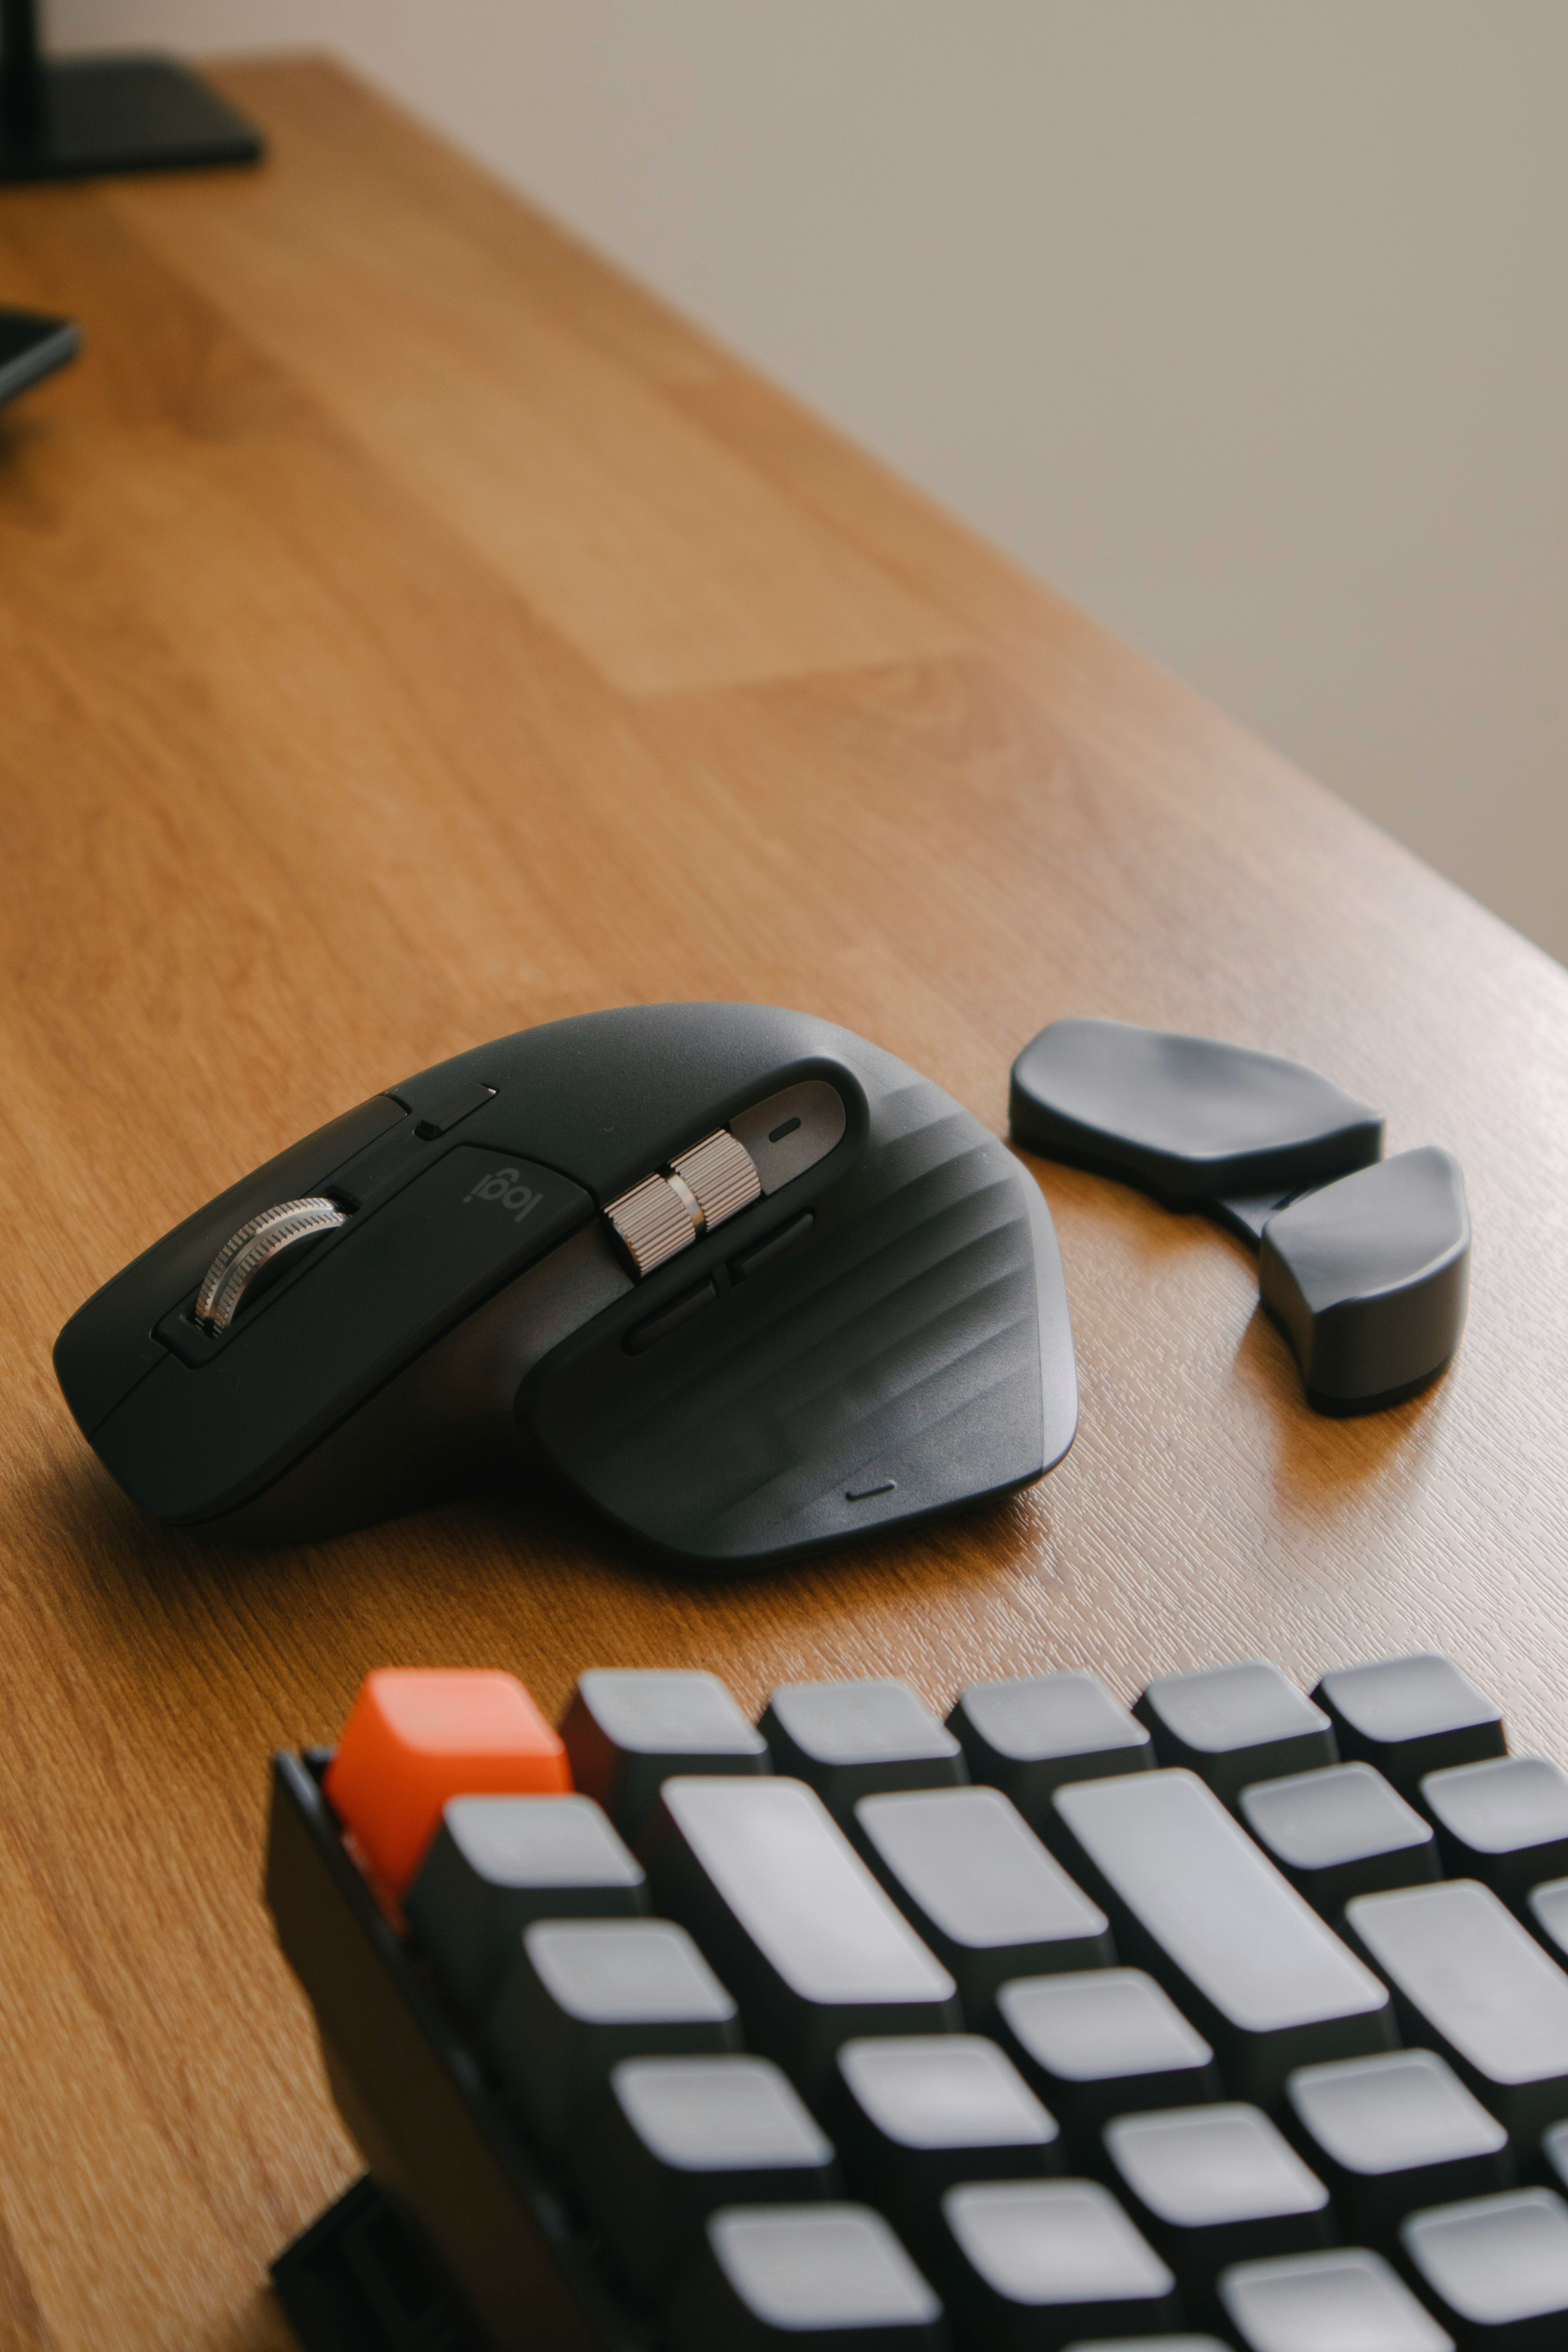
[328,1660,1568,2123]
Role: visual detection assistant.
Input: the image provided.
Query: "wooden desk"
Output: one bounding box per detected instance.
[0,52,1563,2349]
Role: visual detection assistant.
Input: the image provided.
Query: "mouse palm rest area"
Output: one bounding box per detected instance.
[55,1004,1077,1567]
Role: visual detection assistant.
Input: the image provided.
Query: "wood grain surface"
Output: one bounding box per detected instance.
[0,51,1564,2351]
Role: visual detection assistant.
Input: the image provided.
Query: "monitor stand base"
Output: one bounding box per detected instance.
[0,55,263,183]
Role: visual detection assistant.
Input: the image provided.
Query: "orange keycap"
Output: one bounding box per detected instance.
[324,1668,572,1897]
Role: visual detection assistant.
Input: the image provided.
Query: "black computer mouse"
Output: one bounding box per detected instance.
[55,1004,1078,1567]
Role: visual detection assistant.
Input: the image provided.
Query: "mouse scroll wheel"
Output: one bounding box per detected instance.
[193,1196,348,1334]
[605,1130,762,1277]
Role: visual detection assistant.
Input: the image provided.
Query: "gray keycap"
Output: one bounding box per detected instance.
[487,1916,739,2143]
[579,2054,838,2300]
[1283,2049,1511,2242]
[829,2034,1060,2214]
[1135,1662,1337,1811]
[1421,1755,1568,1915]
[1345,1879,1568,2136]
[1051,1769,1393,2100]
[1312,1654,1505,1800]
[1541,2120,1568,2196]
[855,1786,1113,2014]
[1240,1764,1438,1917]
[561,1670,769,1841]
[1105,2103,1333,2288]
[644,1776,959,2091]
[760,1682,966,1821]
[668,2203,948,2350]
[996,1968,1220,2140]
[1528,1878,1568,1966]
[1219,2249,1453,2351]
[1401,2189,1568,2347]
[406,1792,647,2014]
[947,1672,1153,1828]
[938,2178,1179,2345]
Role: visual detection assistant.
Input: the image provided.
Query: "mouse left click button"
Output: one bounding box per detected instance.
[193,1196,348,1333]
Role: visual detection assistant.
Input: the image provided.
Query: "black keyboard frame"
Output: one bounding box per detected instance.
[266,1751,647,2352]
[265,1666,1567,2352]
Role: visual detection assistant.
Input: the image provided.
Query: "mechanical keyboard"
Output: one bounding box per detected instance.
[265,1651,1568,2351]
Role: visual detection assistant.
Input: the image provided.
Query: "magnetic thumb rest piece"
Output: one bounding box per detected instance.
[1259,1148,1470,1415]
[1008,1017,1384,1224]
[1010,1018,1469,1414]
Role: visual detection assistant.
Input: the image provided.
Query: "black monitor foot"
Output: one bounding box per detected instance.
[0,55,263,182]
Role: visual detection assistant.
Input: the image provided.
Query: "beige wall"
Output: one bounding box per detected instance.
[54,0,1568,962]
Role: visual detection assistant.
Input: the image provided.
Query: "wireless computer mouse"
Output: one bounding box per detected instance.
[55,1004,1078,1566]
[1011,1018,1469,1414]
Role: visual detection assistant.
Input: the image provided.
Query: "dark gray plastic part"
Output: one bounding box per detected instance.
[406,1794,647,2018]
[760,1682,965,1821]
[947,1672,1153,1829]
[668,2204,949,2351]
[1049,1769,1394,2102]
[852,1786,1112,2013]
[827,2035,1060,2214]
[1282,2050,1510,2243]
[0,307,81,406]
[486,1918,740,2145]
[642,1776,960,2094]
[1103,2103,1333,2288]
[1401,2189,1568,2347]
[1238,1765,1439,1916]
[1343,1879,1568,2137]
[58,1004,1077,1567]
[938,2179,1179,2346]
[1420,1754,1568,1915]
[1259,1147,1470,1411]
[1133,1661,1337,1811]
[1530,1880,1568,1967]
[1009,1018,1383,1205]
[581,2055,838,2301]
[1219,2249,1452,2352]
[561,1670,771,1843]
[995,1967,1220,2139]
[1312,1653,1506,1799]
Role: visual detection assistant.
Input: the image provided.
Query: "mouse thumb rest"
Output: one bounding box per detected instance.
[1009,1017,1470,1414]
[54,1005,1077,1566]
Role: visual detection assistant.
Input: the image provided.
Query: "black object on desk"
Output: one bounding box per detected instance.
[1010,1016,1471,1414]
[264,1644,1568,2351]
[0,303,77,406]
[54,1003,1078,1567]
[0,0,261,182]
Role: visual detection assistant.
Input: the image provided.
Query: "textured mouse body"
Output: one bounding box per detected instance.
[56,1004,1077,1566]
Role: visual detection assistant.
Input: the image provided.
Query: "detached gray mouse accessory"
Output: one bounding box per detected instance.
[55,1004,1078,1566]
[1010,1018,1468,1414]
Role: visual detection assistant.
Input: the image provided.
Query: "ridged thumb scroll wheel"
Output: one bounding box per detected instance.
[605,1129,762,1277]
[194,1197,348,1333]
